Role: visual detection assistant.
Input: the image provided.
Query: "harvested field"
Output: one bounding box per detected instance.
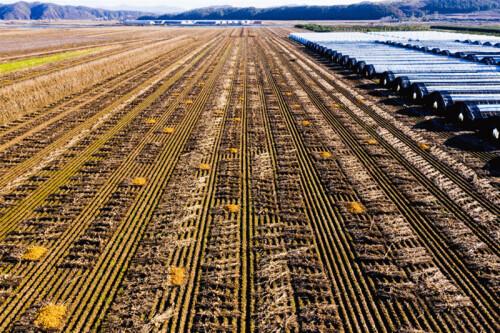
[0,26,498,332]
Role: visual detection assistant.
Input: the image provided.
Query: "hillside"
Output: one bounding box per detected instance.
[1,0,499,21]
[0,1,148,20]
[143,0,500,21]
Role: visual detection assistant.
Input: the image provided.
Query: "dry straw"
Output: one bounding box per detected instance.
[319,151,332,159]
[131,177,147,186]
[225,204,240,213]
[347,201,366,214]
[198,163,210,171]
[418,143,430,151]
[22,246,48,261]
[34,303,67,330]
[169,266,186,286]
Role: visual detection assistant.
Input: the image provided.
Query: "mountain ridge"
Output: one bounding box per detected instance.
[0,1,150,20]
[0,0,499,21]
[142,0,500,21]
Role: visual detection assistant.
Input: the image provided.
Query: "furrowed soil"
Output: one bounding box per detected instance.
[0,26,498,333]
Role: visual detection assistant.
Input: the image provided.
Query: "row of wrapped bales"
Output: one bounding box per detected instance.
[367,30,500,44]
[289,31,500,143]
[458,39,500,48]
[380,40,500,66]
[455,102,500,141]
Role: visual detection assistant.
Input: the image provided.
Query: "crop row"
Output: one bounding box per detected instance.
[0,31,233,331]
[262,30,497,331]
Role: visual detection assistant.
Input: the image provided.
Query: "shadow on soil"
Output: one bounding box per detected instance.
[444,133,497,153]
[397,106,434,118]
[484,157,500,177]
[413,118,458,133]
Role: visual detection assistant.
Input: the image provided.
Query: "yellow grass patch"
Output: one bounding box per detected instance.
[418,143,430,151]
[233,117,241,122]
[366,138,378,145]
[225,204,240,213]
[145,118,157,124]
[319,151,333,159]
[22,246,48,261]
[198,163,210,171]
[301,120,312,127]
[131,177,147,186]
[35,303,67,330]
[163,127,175,134]
[169,266,186,286]
[228,147,239,154]
[347,201,366,214]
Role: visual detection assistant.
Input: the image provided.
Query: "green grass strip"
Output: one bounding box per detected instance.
[295,23,430,33]
[0,47,103,74]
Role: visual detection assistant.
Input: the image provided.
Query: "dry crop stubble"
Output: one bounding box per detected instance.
[0,26,497,333]
[0,36,189,125]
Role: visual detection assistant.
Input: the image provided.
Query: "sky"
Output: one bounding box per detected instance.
[0,0,387,12]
